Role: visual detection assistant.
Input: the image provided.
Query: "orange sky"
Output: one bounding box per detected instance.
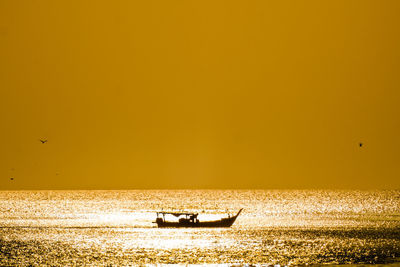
[1,1,399,189]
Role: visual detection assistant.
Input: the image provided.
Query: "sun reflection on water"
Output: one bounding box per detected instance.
[0,190,399,265]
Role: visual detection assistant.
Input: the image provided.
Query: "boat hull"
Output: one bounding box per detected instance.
[157,218,236,228]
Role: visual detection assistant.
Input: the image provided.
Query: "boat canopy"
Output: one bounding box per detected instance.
[157,211,198,217]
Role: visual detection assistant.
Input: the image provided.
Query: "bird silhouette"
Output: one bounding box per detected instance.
[39,139,48,144]
[10,177,14,181]
[359,142,363,147]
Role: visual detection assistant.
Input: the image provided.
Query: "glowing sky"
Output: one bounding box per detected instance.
[1,1,399,189]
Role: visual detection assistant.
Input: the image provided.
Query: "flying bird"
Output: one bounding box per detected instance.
[359,142,363,147]
[39,139,48,144]
[10,177,14,181]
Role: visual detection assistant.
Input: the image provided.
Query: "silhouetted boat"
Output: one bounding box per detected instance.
[154,209,243,228]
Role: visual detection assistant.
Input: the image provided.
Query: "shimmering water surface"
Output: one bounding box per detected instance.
[1,190,399,265]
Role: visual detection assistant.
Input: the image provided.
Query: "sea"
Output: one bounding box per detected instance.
[0,190,399,266]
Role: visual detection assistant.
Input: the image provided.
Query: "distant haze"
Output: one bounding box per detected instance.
[1,1,399,189]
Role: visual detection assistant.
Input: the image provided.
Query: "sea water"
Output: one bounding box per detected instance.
[0,190,399,265]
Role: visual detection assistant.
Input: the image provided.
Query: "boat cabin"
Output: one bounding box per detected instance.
[156,211,200,224]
